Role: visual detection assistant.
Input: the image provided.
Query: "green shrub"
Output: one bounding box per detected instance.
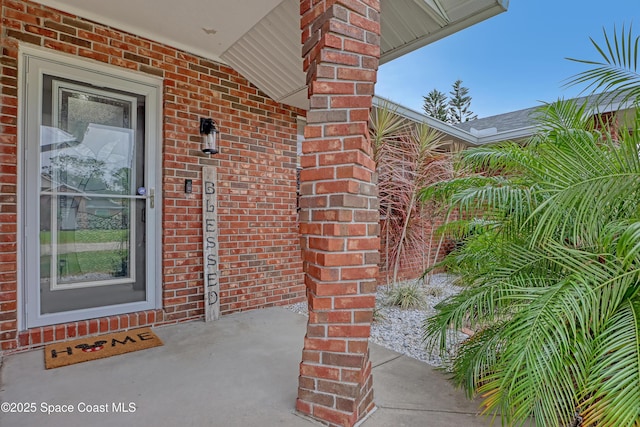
[385,282,425,309]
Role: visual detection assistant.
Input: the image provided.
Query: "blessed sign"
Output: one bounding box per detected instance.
[203,166,220,321]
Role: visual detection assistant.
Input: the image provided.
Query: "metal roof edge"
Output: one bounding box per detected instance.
[475,125,537,144]
[373,95,480,144]
[380,0,508,64]
[372,95,540,146]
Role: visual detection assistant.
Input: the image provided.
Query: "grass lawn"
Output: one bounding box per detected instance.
[41,249,129,277]
[40,229,128,245]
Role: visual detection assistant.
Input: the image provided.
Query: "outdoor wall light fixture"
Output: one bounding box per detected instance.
[200,118,219,155]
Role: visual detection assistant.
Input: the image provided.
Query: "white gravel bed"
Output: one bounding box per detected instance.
[286,273,468,367]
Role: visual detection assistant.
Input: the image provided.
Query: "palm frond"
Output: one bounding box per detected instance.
[369,101,410,163]
[422,23,640,426]
[532,99,596,133]
[580,299,640,427]
[566,24,640,107]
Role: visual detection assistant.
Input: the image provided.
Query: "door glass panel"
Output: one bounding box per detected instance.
[38,76,147,314]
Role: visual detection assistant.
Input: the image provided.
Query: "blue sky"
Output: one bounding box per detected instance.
[375,0,639,119]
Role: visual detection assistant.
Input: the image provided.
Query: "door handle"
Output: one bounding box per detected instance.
[149,188,155,209]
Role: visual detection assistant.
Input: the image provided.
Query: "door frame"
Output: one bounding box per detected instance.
[18,45,163,329]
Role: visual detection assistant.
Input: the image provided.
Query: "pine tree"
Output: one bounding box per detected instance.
[448,79,477,123]
[422,89,449,122]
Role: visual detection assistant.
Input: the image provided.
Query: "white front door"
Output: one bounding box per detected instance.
[21,48,162,328]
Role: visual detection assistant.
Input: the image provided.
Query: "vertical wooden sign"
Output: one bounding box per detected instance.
[203,166,220,321]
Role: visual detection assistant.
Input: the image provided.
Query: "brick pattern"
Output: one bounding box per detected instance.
[297,1,381,426]
[378,211,455,283]
[0,0,306,352]
[16,310,164,348]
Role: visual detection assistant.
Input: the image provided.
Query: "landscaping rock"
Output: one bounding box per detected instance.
[286,273,468,368]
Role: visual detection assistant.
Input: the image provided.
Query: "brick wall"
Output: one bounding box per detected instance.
[378,209,454,283]
[297,0,381,425]
[0,0,306,352]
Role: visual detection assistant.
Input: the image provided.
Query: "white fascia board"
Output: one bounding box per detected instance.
[373,95,479,144]
[373,95,538,147]
[380,0,508,64]
[475,126,537,145]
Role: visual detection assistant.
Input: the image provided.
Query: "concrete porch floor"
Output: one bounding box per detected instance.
[0,308,495,427]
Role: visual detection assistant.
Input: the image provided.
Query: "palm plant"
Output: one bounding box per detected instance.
[370,103,453,285]
[422,26,640,427]
[566,24,640,107]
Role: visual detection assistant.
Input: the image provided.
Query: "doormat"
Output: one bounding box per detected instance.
[44,327,163,369]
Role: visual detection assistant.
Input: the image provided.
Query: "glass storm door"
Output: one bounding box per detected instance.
[22,50,160,328]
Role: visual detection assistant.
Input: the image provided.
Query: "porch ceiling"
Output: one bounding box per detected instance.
[35,0,508,110]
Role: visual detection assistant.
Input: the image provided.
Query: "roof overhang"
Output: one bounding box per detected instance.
[380,0,508,63]
[373,95,532,146]
[373,95,479,146]
[35,0,508,110]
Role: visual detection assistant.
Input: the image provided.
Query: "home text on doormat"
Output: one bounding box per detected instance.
[44,328,163,369]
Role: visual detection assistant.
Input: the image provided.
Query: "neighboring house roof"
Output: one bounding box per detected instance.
[34,0,508,110]
[454,92,630,135]
[375,91,635,147]
[454,105,538,135]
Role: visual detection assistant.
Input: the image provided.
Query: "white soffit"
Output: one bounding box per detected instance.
[220,0,305,109]
[33,0,284,63]
[380,0,509,63]
[222,0,508,110]
[33,0,508,110]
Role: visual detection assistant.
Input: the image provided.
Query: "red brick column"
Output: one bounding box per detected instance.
[0,0,19,351]
[296,1,380,426]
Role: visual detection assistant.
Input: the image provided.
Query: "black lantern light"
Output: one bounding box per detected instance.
[200,118,220,155]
